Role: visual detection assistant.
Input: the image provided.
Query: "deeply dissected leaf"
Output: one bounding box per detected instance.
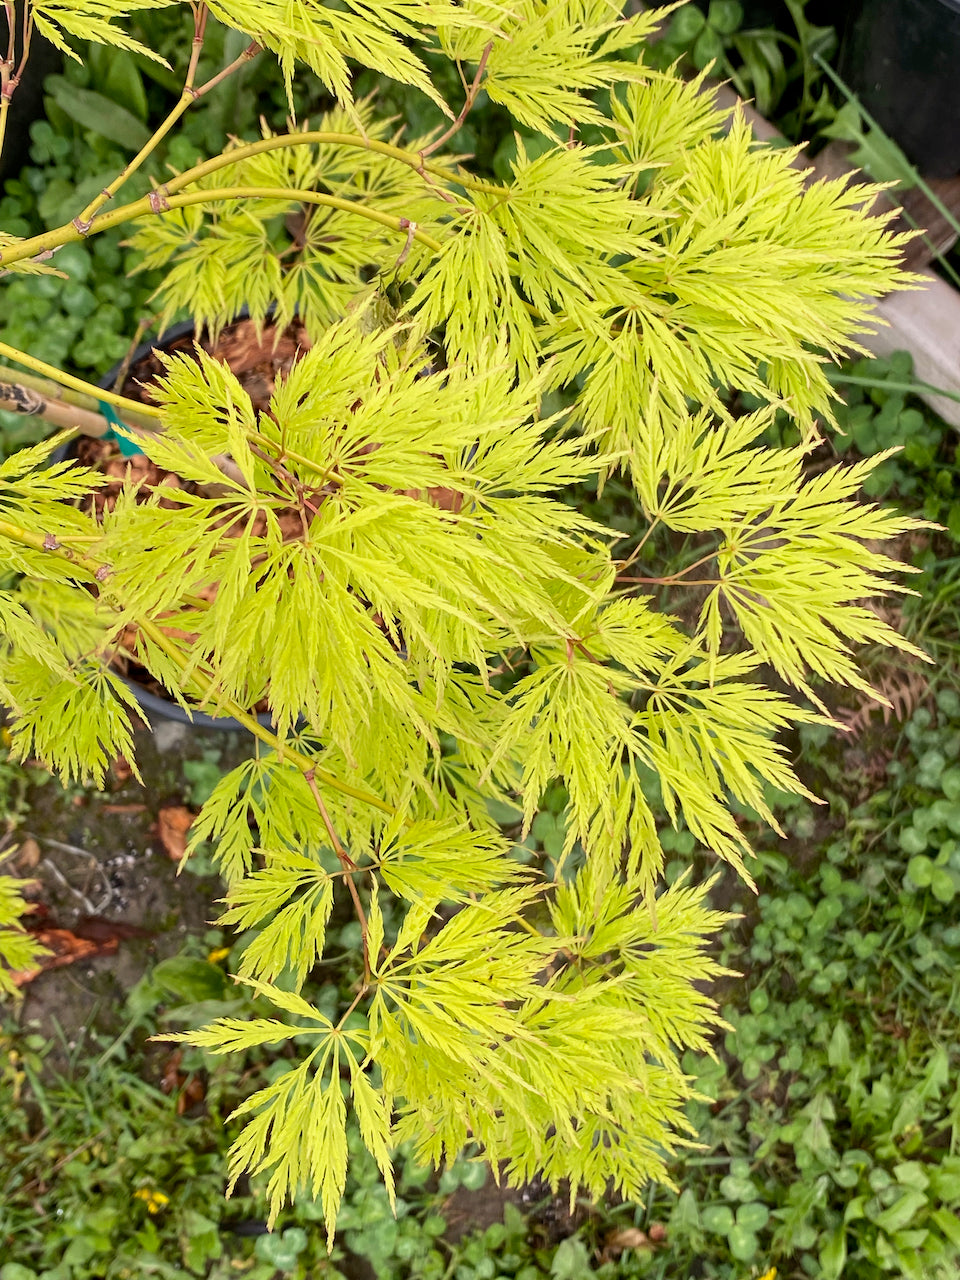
[0,0,922,1240]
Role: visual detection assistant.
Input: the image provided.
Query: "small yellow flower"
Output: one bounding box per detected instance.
[207,946,231,964]
[134,1188,170,1214]
[757,1269,777,1280]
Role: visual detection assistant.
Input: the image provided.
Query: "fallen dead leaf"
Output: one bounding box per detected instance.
[111,756,133,785]
[156,805,194,861]
[13,836,40,872]
[73,916,153,943]
[604,1224,666,1253]
[11,927,118,986]
[160,1048,183,1094]
[159,1048,206,1114]
[101,803,148,815]
[177,1075,206,1116]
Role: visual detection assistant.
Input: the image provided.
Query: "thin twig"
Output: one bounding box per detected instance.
[3,1,15,71]
[192,39,261,100]
[0,340,164,420]
[616,548,719,587]
[617,576,721,588]
[10,185,446,269]
[72,9,258,231]
[111,314,156,395]
[0,0,32,158]
[335,988,368,1029]
[184,2,209,94]
[0,379,122,438]
[419,41,493,162]
[304,769,370,984]
[1,131,501,270]
[615,515,662,576]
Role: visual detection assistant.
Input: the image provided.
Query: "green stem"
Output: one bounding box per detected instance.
[0,340,164,419]
[0,97,7,168]
[0,364,160,432]
[157,130,502,201]
[0,132,496,268]
[0,515,100,577]
[0,0,31,169]
[76,19,262,229]
[0,186,444,269]
[76,93,194,230]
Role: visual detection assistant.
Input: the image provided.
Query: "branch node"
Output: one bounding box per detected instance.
[42,533,59,551]
[148,189,171,214]
[72,216,92,236]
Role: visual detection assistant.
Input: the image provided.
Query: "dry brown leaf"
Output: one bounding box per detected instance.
[838,665,931,737]
[11,927,117,987]
[603,1223,667,1254]
[111,756,133,785]
[13,837,41,872]
[156,805,194,861]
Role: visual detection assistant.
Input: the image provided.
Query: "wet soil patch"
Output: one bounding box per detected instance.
[7,719,251,1065]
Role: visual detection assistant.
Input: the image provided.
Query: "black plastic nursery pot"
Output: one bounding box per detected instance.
[89,318,277,734]
[840,0,960,177]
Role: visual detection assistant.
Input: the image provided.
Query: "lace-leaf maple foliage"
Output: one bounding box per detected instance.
[0,0,923,1238]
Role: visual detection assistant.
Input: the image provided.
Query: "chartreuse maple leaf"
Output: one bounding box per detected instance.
[130,103,445,342]
[450,0,663,136]
[217,850,335,986]
[0,865,48,995]
[30,0,174,63]
[105,317,612,752]
[169,863,728,1234]
[375,814,524,904]
[0,0,924,1246]
[171,981,355,1239]
[205,0,493,111]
